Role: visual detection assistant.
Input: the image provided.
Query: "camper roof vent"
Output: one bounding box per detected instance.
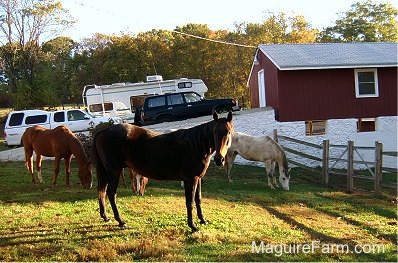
[146,75,163,82]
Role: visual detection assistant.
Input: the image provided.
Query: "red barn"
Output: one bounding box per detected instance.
[247,43,398,124]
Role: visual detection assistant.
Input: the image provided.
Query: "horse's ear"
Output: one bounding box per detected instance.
[213,110,219,121]
[227,111,233,122]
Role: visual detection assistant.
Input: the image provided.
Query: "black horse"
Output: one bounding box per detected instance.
[93,111,234,232]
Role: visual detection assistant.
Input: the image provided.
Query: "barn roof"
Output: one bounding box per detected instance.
[258,42,398,70]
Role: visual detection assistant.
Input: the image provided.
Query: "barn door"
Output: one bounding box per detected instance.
[258,69,266,107]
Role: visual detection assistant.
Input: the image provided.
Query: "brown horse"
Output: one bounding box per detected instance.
[128,168,148,196]
[22,125,93,188]
[93,111,233,232]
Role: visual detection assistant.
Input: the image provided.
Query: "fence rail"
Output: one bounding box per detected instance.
[274,129,397,196]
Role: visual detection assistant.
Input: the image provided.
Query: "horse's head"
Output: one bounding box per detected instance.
[78,161,93,189]
[213,110,234,166]
[279,167,290,190]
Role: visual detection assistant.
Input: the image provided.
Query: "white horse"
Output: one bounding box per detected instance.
[225,132,290,190]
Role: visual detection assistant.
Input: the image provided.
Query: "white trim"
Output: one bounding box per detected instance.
[277,64,396,71]
[354,68,379,98]
[258,69,266,107]
[246,48,260,87]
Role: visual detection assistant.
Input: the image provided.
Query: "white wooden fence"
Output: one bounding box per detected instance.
[274,129,397,196]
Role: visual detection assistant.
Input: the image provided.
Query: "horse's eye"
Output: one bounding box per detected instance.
[282,178,286,181]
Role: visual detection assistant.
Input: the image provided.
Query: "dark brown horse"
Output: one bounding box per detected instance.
[93,111,234,232]
[22,125,93,188]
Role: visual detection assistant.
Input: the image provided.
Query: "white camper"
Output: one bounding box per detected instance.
[82,75,208,123]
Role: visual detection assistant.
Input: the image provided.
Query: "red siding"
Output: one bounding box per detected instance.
[249,52,279,110]
[278,67,397,122]
[249,56,398,122]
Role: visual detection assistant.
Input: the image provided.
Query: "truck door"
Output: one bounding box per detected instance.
[166,93,187,118]
[65,110,94,132]
[183,92,207,116]
[52,111,66,129]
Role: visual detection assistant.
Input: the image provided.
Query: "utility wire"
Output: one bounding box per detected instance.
[172,30,257,49]
[69,0,257,49]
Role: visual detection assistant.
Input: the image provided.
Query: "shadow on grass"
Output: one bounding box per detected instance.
[1,160,397,261]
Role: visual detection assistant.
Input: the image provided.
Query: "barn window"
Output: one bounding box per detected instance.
[357,118,376,132]
[354,69,379,98]
[305,120,326,136]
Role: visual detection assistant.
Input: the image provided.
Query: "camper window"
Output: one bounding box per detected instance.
[89,103,114,113]
[177,82,192,89]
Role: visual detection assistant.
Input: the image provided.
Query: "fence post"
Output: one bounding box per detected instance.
[273,129,278,143]
[374,141,383,196]
[347,140,354,193]
[322,140,330,185]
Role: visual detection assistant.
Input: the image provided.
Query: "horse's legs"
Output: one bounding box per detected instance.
[184,178,199,232]
[128,168,140,195]
[107,168,126,227]
[61,155,72,187]
[225,151,238,182]
[194,177,206,225]
[24,146,35,184]
[135,174,141,195]
[98,184,110,222]
[52,156,61,187]
[120,168,127,187]
[139,176,148,196]
[265,160,275,189]
[36,154,45,184]
[271,161,279,188]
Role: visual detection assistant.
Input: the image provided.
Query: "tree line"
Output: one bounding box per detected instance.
[0,0,397,110]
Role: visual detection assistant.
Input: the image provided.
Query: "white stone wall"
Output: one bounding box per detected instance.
[148,108,397,170]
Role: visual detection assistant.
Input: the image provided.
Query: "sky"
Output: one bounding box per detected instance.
[61,0,398,41]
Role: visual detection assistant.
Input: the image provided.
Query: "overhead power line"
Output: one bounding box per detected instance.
[172,30,257,49]
[70,0,257,49]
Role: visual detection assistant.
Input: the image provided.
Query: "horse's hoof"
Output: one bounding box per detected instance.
[190,226,199,233]
[119,222,127,228]
[200,219,207,225]
[102,216,111,223]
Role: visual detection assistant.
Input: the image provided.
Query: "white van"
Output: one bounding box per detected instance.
[4,109,122,147]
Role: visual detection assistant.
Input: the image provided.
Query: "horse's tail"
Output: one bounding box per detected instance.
[21,128,34,172]
[92,130,108,189]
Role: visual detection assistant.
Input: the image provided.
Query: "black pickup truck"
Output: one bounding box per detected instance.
[138,91,240,125]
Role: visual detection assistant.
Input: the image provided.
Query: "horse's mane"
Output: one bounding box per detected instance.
[267,136,289,171]
[166,120,216,156]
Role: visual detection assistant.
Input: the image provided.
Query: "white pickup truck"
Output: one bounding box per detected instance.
[4,109,122,147]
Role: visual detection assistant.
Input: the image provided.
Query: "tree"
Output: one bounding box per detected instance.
[0,0,74,109]
[288,15,318,43]
[318,0,398,42]
[38,36,76,107]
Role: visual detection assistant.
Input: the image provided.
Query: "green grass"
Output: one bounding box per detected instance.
[0,160,396,261]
